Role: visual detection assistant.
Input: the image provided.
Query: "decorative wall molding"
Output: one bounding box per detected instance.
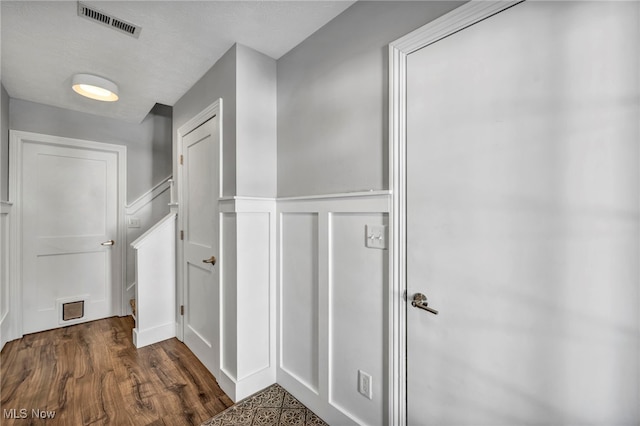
[217,198,277,402]
[131,213,176,348]
[277,191,390,213]
[278,190,390,202]
[388,2,520,424]
[219,196,276,213]
[125,176,172,215]
[277,191,390,425]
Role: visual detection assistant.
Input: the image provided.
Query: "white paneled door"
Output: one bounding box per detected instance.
[19,135,123,334]
[405,1,638,424]
[180,115,221,378]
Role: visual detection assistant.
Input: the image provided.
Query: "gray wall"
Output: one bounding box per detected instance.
[174,44,237,197]
[1,84,8,201]
[236,45,277,197]
[9,99,172,203]
[277,1,463,197]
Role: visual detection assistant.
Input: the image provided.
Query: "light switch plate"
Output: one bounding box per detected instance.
[365,224,387,249]
[128,217,141,228]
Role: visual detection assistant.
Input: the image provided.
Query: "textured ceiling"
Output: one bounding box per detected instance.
[1,1,355,123]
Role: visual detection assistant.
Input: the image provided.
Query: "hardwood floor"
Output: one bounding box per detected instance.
[0,316,234,425]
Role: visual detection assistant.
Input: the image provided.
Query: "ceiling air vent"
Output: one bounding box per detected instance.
[77,2,141,39]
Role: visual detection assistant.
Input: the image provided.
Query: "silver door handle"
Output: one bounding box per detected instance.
[100,240,115,246]
[411,293,438,315]
[202,256,217,265]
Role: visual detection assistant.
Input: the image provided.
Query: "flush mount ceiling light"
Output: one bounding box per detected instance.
[72,73,119,102]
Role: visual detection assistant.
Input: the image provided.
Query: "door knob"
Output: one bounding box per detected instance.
[202,256,217,265]
[411,293,438,315]
[100,240,115,246]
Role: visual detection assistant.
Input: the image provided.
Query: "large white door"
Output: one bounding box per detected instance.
[406,1,638,424]
[20,136,122,334]
[180,115,220,377]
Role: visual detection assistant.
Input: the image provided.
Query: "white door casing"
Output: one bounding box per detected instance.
[9,131,126,336]
[178,100,222,378]
[392,1,639,424]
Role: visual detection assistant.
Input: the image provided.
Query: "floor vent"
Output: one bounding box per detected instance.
[77,2,141,39]
[62,301,84,321]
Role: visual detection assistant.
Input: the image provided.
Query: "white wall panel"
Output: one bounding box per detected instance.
[277,192,390,426]
[131,213,176,348]
[217,198,276,401]
[237,212,271,380]
[221,212,238,378]
[280,212,319,392]
[329,213,388,426]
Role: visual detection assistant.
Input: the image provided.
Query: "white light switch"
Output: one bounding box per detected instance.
[365,224,387,249]
[128,217,141,228]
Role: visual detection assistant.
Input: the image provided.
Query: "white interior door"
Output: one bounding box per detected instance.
[181,115,220,377]
[406,1,639,424]
[20,137,121,334]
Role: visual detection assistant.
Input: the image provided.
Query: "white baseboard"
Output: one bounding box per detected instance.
[217,366,276,403]
[133,322,176,348]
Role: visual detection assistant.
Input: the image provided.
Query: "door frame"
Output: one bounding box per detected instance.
[175,99,223,341]
[9,130,127,338]
[387,2,522,424]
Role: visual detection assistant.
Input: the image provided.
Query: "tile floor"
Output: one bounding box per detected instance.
[201,384,329,426]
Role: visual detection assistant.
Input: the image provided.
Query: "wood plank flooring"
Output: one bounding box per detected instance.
[0,316,234,425]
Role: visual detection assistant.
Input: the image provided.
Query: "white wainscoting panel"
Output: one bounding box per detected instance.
[131,213,176,348]
[329,213,388,426]
[0,201,13,350]
[277,191,390,426]
[218,198,276,402]
[280,212,320,393]
[221,212,238,379]
[237,212,271,380]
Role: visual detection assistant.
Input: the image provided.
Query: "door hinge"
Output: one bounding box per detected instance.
[179,154,183,165]
[180,305,184,316]
[180,230,184,240]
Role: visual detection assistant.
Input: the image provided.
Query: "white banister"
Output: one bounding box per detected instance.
[131,213,176,348]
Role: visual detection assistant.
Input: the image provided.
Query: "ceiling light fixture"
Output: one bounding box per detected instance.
[72,73,119,102]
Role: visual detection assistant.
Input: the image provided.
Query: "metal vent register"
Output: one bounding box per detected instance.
[62,301,84,321]
[77,2,142,38]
